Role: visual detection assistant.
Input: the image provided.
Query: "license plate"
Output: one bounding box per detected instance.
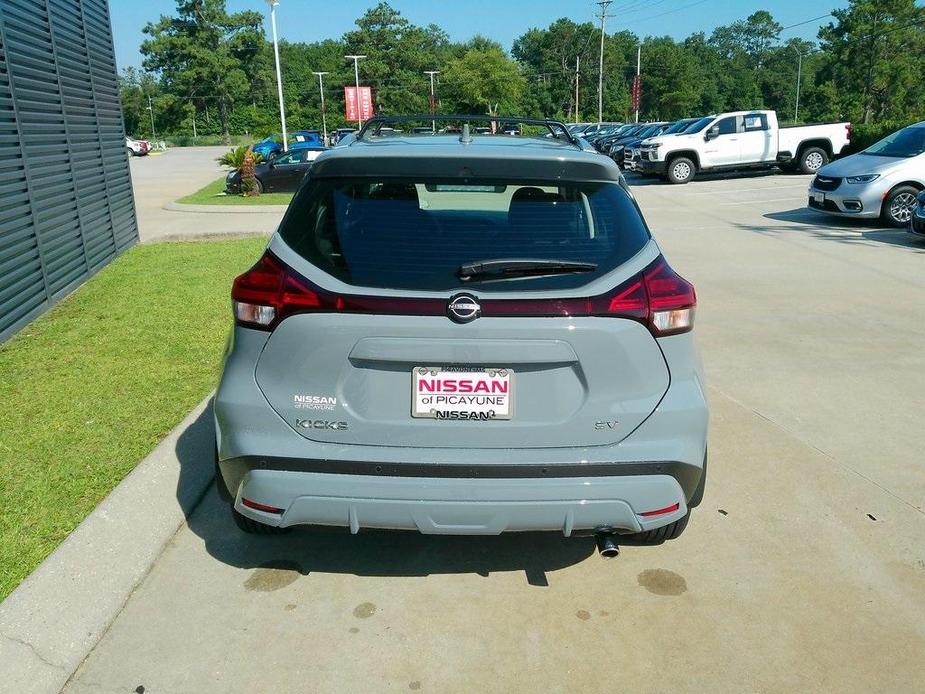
[814,192,825,203]
[412,367,512,420]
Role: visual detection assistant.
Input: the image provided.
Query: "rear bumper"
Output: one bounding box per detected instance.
[226,464,692,535]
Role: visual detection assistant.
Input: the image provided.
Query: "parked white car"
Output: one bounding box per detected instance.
[808,121,925,227]
[638,110,852,183]
[125,136,150,157]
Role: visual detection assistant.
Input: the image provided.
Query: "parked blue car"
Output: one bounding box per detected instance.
[289,130,323,149]
[251,130,325,159]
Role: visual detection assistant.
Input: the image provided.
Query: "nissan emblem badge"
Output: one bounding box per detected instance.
[447,293,481,323]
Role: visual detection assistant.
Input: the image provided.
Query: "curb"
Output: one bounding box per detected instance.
[163,200,289,214]
[0,397,215,694]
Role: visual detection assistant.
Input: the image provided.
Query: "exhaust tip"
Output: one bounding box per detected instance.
[595,532,620,559]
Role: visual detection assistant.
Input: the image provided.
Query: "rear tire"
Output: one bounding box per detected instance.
[232,507,290,534]
[798,146,828,174]
[215,444,289,535]
[687,447,707,509]
[880,185,919,227]
[622,512,690,545]
[667,156,696,184]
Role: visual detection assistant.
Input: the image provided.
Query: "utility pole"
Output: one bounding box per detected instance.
[345,55,367,129]
[265,0,288,151]
[312,71,329,145]
[634,44,641,123]
[595,0,612,124]
[792,47,803,123]
[574,56,580,123]
[424,70,440,132]
[146,95,156,140]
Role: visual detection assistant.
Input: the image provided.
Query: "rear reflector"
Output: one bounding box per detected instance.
[639,502,681,517]
[231,251,695,337]
[242,497,285,514]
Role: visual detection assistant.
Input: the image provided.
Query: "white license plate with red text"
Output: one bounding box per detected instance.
[412,367,512,420]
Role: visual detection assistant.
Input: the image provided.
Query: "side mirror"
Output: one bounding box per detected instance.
[705,126,719,141]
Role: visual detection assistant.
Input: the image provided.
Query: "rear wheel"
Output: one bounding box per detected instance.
[667,157,696,184]
[881,185,919,227]
[622,512,690,544]
[798,146,828,174]
[214,445,289,535]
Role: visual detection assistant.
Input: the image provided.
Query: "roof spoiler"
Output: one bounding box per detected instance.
[354,114,580,147]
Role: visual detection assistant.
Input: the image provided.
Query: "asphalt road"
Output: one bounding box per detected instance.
[65,168,925,693]
[129,147,281,242]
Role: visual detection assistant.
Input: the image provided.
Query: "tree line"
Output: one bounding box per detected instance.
[121,0,925,144]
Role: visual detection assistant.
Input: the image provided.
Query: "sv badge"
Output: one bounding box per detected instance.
[594,420,619,431]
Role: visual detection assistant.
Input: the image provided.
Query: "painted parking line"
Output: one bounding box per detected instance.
[718,196,807,206]
[682,184,810,195]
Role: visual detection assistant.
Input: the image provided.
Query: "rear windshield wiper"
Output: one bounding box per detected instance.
[458,258,597,281]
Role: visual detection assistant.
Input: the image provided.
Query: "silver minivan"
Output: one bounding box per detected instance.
[808,121,925,226]
[214,118,708,552]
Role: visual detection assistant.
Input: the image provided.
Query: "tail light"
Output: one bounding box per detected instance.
[232,251,696,337]
[846,122,852,140]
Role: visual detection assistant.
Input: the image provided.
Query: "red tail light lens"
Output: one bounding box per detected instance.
[643,258,696,336]
[231,251,695,336]
[232,252,322,328]
[592,257,695,336]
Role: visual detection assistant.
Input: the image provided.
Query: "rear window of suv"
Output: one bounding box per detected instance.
[278,178,651,292]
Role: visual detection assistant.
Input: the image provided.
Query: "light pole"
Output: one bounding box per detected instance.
[424,70,439,131]
[265,0,287,151]
[595,0,612,124]
[574,56,579,123]
[345,55,367,129]
[312,71,329,145]
[791,45,804,123]
[146,95,156,140]
[634,44,641,123]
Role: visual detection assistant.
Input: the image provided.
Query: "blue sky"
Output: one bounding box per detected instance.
[110,0,849,72]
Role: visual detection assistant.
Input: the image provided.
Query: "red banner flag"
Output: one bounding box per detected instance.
[631,75,642,111]
[344,86,374,122]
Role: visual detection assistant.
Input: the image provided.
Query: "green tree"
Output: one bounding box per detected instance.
[140,0,264,143]
[817,0,925,123]
[341,3,450,116]
[442,39,526,116]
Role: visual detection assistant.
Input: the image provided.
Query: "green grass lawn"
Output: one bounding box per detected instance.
[0,236,266,601]
[177,176,293,205]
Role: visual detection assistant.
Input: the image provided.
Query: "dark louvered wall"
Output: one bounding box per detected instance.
[0,0,137,341]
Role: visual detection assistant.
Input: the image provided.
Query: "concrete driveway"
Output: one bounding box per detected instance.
[130,147,282,242]
[64,171,925,693]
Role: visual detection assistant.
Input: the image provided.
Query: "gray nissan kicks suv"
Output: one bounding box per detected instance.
[214,117,708,550]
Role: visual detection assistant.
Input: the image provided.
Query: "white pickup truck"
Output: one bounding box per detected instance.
[637,110,852,184]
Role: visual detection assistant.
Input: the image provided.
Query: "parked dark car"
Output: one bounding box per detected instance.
[911,190,925,237]
[225,148,324,194]
[619,122,670,168]
[597,124,647,155]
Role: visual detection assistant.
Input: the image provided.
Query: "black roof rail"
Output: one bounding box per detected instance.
[354,114,580,147]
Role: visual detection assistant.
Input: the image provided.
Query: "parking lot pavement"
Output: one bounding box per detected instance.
[64,172,925,693]
[130,147,282,242]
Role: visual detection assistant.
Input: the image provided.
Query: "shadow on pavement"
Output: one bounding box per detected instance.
[175,405,595,587]
[749,208,925,251]
[625,169,791,187]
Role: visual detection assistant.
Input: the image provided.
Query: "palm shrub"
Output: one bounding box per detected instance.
[217,145,263,196]
[240,149,259,196]
[216,145,264,171]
